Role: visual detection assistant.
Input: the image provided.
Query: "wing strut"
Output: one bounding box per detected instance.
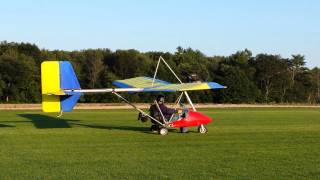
[154,100,168,124]
[152,56,196,111]
[152,57,161,87]
[168,92,184,122]
[111,91,165,126]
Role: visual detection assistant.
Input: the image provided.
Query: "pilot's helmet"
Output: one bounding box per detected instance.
[156,95,165,104]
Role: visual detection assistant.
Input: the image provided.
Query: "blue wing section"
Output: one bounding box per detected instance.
[207,82,226,89]
[59,61,81,112]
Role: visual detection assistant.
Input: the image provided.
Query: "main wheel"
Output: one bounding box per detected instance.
[198,124,208,134]
[159,128,168,135]
[180,127,188,133]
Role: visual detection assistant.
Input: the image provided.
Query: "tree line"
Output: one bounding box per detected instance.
[0,41,319,104]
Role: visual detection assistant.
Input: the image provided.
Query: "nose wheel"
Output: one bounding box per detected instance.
[159,128,168,135]
[198,124,208,134]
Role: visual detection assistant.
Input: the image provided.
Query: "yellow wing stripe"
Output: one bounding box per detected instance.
[114,77,170,88]
[149,83,211,91]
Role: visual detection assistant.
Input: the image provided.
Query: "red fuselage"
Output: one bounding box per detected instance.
[170,111,212,128]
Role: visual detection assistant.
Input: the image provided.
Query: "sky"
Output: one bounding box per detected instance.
[0,0,319,68]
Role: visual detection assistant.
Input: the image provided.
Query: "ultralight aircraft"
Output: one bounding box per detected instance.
[41,56,226,135]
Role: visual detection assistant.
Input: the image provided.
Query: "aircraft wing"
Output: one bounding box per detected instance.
[112,76,171,88]
[112,76,226,92]
[144,82,226,92]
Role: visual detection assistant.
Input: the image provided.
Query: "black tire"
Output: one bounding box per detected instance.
[150,125,159,132]
[180,127,188,133]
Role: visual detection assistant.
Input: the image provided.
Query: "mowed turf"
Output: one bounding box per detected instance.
[0,108,319,179]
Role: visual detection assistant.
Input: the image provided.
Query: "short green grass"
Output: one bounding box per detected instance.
[0,108,319,179]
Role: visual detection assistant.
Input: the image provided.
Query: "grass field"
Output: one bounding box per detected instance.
[0,108,319,179]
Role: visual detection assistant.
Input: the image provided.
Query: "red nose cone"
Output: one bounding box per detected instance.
[191,111,212,125]
[202,114,212,124]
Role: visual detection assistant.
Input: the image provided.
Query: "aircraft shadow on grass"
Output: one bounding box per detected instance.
[71,123,156,134]
[17,114,153,133]
[0,124,14,128]
[18,114,76,129]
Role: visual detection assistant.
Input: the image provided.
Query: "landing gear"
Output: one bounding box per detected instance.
[180,127,188,133]
[159,128,168,135]
[198,124,208,134]
[150,124,159,132]
[151,125,168,135]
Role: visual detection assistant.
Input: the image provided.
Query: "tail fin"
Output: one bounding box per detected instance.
[41,61,81,112]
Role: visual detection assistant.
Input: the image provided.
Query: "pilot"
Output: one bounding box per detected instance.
[149,95,188,133]
[156,95,177,119]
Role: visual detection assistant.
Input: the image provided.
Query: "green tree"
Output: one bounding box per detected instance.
[253,54,288,102]
[0,54,39,102]
[309,68,320,103]
[289,54,306,86]
[214,64,259,103]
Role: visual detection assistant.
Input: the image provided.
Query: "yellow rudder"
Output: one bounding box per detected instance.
[41,61,61,112]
